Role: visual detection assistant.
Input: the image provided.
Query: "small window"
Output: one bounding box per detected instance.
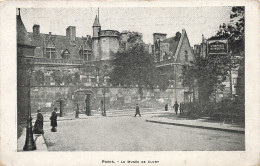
[185,50,188,62]
[46,47,56,59]
[62,49,70,59]
[46,38,56,59]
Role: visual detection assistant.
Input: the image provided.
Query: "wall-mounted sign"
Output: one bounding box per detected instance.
[207,39,228,55]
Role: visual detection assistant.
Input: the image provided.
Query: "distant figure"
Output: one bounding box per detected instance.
[134,104,141,117]
[179,103,183,116]
[98,107,101,114]
[50,107,58,132]
[165,103,168,111]
[101,100,104,116]
[75,104,79,118]
[180,102,185,116]
[33,110,44,134]
[173,101,179,115]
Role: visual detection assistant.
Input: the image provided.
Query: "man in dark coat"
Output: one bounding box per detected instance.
[75,104,79,118]
[165,103,168,111]
[180,102,185,116]
[179,103,183,116]
[50,107,58,132]
[134,104,141,117]
[173,101,179,115]
[33,110,44,134]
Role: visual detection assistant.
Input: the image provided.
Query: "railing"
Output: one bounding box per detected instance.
[34,58,84,65]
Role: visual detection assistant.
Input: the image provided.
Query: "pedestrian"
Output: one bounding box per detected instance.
[173,101,179,115]
[101,100,104,116]
[179,103,183,117]
[181,102,185,115]
[33,109,44,134]
[50,107,58,132]
[165,103,168,111]
[75,104,79,118]
[134,104,141,117]
[98,107,101,114]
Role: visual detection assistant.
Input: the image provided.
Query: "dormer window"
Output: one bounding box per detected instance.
[45,37,56,59]
[79,41,92,62]
[61,49,70,59]
[79,49,92,62]
[46,47,56,59]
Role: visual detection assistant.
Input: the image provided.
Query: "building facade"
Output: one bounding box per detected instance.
[17,10,195,116]
[151,29,195,104]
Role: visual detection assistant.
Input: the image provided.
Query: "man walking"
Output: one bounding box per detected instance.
[173,101,179,115]
[134,104,141,117]
[50,107,58,132]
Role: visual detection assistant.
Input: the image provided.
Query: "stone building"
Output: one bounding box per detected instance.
[17,9,196,116]
[151,29,195,105]
[17,9,37,123]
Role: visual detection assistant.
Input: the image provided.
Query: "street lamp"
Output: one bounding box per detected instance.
[102,77,106,116]
[23,60,36,151]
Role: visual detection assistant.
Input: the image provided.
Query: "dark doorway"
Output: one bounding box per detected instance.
[53,99,65,117]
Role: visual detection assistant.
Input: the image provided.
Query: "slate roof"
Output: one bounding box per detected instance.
[17,15,33,46]
[93,15,101,27]
[27,32,92,60]
[161,34,181,55]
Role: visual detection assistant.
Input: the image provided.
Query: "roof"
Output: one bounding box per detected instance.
[161,34,181,55]
[17,15,33,46]
[93,15,101,27]
[153,33,167,36]
[27,32,92,60]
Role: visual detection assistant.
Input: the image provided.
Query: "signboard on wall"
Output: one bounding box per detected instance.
[207,39,228,55]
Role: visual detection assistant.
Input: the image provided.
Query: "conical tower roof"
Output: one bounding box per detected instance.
[17,13,32,46]
[93,15,101,27]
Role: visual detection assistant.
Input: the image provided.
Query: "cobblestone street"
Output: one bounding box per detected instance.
[43,115,244,151]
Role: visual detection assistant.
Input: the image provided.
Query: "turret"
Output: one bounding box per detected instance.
[92,15,101,38]
[92,14,101,61]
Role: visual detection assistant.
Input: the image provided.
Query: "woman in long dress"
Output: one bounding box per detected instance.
[33,110,44,134]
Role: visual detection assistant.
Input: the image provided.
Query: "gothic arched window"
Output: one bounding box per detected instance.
[61,49,70,59]
[79,40,92,62]
[45,37,56,59]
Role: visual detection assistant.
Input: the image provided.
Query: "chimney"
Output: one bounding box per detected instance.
[66,26,76,42]
[153,33,167,43]
[175,32,181,40]
[33,24,40,35]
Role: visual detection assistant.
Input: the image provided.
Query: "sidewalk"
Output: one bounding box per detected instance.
[146,112,245,134]
[31,112,100,123]
[17,127,48,151]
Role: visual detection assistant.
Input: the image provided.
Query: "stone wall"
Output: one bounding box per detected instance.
[29,86,189,114]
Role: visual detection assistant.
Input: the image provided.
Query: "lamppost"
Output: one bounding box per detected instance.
[102,76,106,116]
[23,60,36,151]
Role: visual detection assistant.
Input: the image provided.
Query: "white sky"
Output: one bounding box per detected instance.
[20,7,231,46]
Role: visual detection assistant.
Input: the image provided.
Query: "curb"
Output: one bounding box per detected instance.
[146,119,245,134]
